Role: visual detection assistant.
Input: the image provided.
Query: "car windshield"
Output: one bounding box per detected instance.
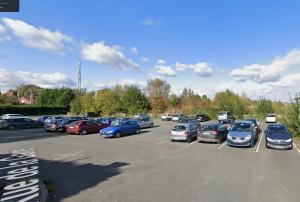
[111,121,123,127]
[267,114,275,117]
[231,123,251,132]
[268,126,288,133]
[172,125,186,131]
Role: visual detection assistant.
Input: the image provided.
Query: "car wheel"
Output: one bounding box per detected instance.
[80,129,87,135]
[8,125,16,130]
[250,139,254,148]
[187,136,192,143]
[116,132,121,138]
[136,129,140,134]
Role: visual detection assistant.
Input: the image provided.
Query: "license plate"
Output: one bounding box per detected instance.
[203,132,210,135]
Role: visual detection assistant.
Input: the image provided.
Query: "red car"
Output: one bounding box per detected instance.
[66,120,108,135]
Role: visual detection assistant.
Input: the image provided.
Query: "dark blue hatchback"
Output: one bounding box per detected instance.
[265,124,292,149]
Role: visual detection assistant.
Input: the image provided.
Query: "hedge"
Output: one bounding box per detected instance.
[0,105,68,116]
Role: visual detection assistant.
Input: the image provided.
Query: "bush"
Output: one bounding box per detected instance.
[284,94,300,138]
[0,105,68,116]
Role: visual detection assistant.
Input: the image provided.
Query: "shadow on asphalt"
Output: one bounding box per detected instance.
[0,153,129,201]
[39,159,129,201]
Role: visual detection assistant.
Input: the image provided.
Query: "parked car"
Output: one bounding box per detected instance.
[172,114,185,122]
[100,120,140,138]
[178,116,191,123]
[66,120,108,135]
[195,113,210,122]
[265,124,292,149]
[44,116,64,124]
[217,111,235,121]
[95,117,115,125]
[44,119,63,132]
[37,115,52,124]
[133,113,149,119]
[161,113,173,121]
[227,121,258,147]
[219,119,234,130]
[245,118,261,132]
[135,117,154,129]
[266,114,277,123]
[0,114,24,119]
[57,118,78,132]
[170,122,199,143]
[0,118,42,130]
[198,123,229,143]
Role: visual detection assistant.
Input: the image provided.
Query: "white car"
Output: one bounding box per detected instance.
[172,114,185,122]
[161,113,173,121]
[266,114,277,123]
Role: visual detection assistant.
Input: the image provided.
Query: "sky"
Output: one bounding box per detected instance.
[0,0,300,101]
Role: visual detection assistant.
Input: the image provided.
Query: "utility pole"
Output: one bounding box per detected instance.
[77,61,82,92]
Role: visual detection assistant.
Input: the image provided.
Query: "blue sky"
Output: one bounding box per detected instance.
[0,0,300,101]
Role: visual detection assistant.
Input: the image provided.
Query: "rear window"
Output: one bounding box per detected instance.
[201,125,217,131]
[267,114,275,117]
[172,125,186,131]
[218,112,226,116]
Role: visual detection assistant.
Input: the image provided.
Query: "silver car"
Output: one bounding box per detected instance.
[227,121,258,147]
[170,123,199,143]
[135,117,154,129]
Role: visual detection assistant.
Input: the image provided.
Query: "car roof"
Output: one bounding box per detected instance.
[234,121,253,124]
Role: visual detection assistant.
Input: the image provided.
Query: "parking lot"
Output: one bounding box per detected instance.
[1,120,300,202]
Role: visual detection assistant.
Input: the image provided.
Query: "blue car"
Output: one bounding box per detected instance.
[100,120,140,138]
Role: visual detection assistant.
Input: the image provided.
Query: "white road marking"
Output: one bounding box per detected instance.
[185,141,198,148]
[255,132,264,153]
[217,142,227,150]
[0,134,47,140]
[293,142,300,155]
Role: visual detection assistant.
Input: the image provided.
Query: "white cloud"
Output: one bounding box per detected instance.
[231,49,300,83]
[131,47,138,55]
[175,62,213,76]
[88,78,146,90]
[0,24,10,42]
[155,65,176,76]
[140,17,161,26]
[141,57,149,62]
[2,18,72,54]
[0,68,75,90]
[157,59,166,65]
[81,41,139,70]
[215,72,300,101]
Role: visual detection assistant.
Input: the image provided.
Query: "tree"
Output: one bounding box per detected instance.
[70,96,82,115]
[37,87,75,107]
[169,93,180,109]
[0,95,18,105]
[94,89,121,115]
[81,91,96,113]
[149,95,167,115]
[256,97,274,116]
[284,94,300,138]
[121,85,150,115]
[146,78,170,98]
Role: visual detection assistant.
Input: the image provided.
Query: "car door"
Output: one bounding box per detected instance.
[120,121,130,135]
[18,118,29,129]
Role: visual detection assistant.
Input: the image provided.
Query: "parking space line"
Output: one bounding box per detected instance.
[217,142,227,150]
[185,141,198,148]
[255,132,264,153]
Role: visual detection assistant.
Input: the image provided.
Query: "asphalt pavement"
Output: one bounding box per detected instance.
[0,120,300,202]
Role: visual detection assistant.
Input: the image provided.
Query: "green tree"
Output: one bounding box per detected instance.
[256,97,274,116]
[146,78,170,98]
[81,91,96,113]
[284,94,300,138]
[70,96,82,115]
[122,85,150,115]
[149,95,167,115]
[0,95,18,105]
[94,89,121,115]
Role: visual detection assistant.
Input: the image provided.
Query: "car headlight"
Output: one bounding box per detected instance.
[266,137,273,142]
[285,138,292,143]
[245,135,252,140]
[227,134,232,139]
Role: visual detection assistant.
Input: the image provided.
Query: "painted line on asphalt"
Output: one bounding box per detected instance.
[185,141,197,148]
[255,132,264,153]
[0,134,47,140]
[293,142,300,156]
[217,142,227,150]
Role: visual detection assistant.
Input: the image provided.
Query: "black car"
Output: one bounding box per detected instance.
[195,113,210,122]
[57,118,78,132]
[0,118,43,130]
[178,116,192,123]
[265,124,292,149]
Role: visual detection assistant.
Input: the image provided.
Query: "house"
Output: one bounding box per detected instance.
[19,96,36,104]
